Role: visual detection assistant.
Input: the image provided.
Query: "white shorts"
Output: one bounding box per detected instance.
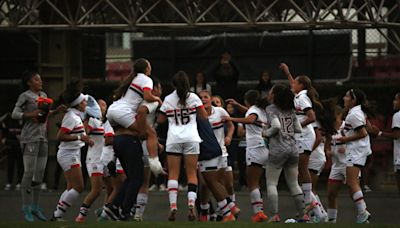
[308,146,326,175]
[219,156,228,169]
[296,130,316,153]
[346,147,369,167]
[116,158,124,174]
[225,166,233,172]
[57,148,81,172]
[199,156,221,172]
[142,141,149,167]
[106,102,136,128]
[166,142,200,155]
[100,146,114,166]
[246,146,268,166]
[328,168,346,183]
[86,162,104,176]
[395,165,400,172]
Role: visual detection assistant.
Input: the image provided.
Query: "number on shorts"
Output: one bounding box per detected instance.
[280,117,293,134]
[173,108,190,125]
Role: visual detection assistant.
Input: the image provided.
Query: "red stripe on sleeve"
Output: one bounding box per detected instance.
[143,87,152,91]
[60,127,71,133]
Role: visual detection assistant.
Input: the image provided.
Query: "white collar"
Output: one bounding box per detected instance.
[296,89,308,97]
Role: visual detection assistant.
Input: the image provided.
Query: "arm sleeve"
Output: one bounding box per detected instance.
[11,94,26,120]
[298,94,312,111]
[263,116,281,137]
[142,76,154,91]
[103,121,115,137]
[392,113,400,129]
[219,107,230,117]
[347,112,365,129]
[192,94,204,108]
[60,116,76,133]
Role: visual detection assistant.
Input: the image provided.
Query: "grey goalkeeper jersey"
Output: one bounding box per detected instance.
[265,104,299,164]
[12,90,48,143]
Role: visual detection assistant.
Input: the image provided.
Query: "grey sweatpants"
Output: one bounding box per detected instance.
[20,141,48,207]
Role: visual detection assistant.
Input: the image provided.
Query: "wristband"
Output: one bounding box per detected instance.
[77,135,81,141]
[378,131,383,136]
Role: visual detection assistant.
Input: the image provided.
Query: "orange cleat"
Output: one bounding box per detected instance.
[222,213,236,222]
[251,211,268,223]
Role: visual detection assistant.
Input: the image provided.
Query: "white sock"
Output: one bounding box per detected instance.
[54,189,80,217]
[327,208,338,222]
[301,183,312,205]
[188,191,197,206]
[135,193,148,216]
[217,199,232,217]
[352,191,367,214]
[310,192,324,219]
[229,194,236,202]
[60,189,68,201]
[167,180,178,209]
[250,188,263,214]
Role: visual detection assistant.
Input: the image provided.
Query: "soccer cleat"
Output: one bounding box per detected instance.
[188,204,197,221]
[103,204,120,221]
[15,183,21,191]
[168,204,178,221]
[199,214,209,222]
[94,208,103,217]
[159,184,167,191]
[50,214,65,222]
[222,213,236,222]
[230,205,241,219]
[304,201,317,214]
[22,206,34,222]
[75,214,86,223]
[356,210,371,224]
[268,214,281,223]
[31,204,47,221]
[296,214,311,223]
[133,214,143,222]
[251,211,268,223]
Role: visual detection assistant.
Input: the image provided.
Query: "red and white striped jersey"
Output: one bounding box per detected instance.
[245,105,268,149]
[120,73,153,111]
[87,117,105,162]
[294,89,314,135]
[160,90,203,145]
[208,106,230,156]
[343,105,371,152]
[59,108,86,150]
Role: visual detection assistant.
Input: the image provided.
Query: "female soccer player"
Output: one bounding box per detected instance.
[198,90,239,221]
[337,89,372,223]
[223,90,269,222]
[373,93,400,194]
[12,71,61,221]
[51,82,93,221]
[158,71,208,221]
[75,96,105,222]
[263,84,304,222]
[280,63,322,213]
[325,105,346,223]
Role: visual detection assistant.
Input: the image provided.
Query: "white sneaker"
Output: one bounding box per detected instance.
[40,183,47,191]
[159,184,167,191]
[148,184,158,191]
[356,210,371,223]
[15,184,21,191]
[4,184,12,190]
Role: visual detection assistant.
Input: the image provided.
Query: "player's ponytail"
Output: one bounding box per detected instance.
[296,75,323,117]
[173,71,190,106]
[113,58,149,100]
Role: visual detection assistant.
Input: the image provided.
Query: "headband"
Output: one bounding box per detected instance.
[70,93,87,107]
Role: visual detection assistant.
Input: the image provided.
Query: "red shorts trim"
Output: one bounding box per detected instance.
[328,178,343,184]
[91,172,104,177]
[116,170,124,174]
[70,164,81,169]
